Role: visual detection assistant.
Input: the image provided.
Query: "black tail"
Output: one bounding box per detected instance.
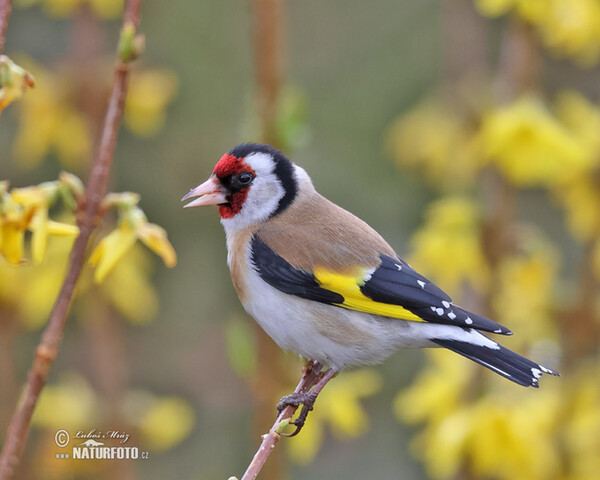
[432,337,559,387]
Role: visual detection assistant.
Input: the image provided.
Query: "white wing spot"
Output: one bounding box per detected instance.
[465,317,473,325]
[494,328,502,334]
[442,301,450,308]
[448,312,456,320]
[430,306,437,312]
[436,308,444,316]
[531,368,542,379]
[417,280,426,289]
[395,263,403,271]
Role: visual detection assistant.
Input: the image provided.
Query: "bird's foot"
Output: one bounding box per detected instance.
[276,391,317,437]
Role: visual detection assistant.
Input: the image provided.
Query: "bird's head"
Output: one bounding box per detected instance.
[182,143,300,230]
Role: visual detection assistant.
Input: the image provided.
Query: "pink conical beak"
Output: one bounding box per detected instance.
[181,176,228,208]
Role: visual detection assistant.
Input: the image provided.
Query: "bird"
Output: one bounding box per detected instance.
[182,142,558,430]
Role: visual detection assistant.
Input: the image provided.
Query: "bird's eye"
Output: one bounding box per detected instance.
[238,171,255,185]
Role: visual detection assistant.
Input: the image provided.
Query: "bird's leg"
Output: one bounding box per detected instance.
[277,367,338,437]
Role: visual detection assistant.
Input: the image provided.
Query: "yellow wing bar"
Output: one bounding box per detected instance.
[313,267,425,323]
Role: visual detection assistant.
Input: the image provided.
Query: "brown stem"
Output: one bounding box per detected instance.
[251,0,284,148]
[494,19,540,102]
[0,1,143,477]
[247,1,289,478]
[240,362,322,480]
[561,242,600,365]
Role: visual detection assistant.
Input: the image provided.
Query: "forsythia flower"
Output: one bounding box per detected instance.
[97,244,159,324]
[0,234,74,329]
[0,173,83,266]
[12,60,92,170]
[124,69,179,137]
[492,228,560,343]
[476,0,600,66]
[394,350,474,426]
[386,99,483,189]
[123,391,195,452]
[535,0,600,66]
[554,90,600,160]
[479,96,590,186]
[409,196,490,295]
[553,175,600,243]
[396,350,564,480]
[0,55,35,113]
[89,204,176,283]
[11,183,79,264]
[87,0,123,19]
[0,184,30,264]
[564,365,600,480]
[33,373,99,429]
[286,369,382,464]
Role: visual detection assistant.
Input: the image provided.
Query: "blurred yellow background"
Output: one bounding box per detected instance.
[1,0,600,479]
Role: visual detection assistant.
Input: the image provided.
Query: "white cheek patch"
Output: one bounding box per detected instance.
[220,152,287,233]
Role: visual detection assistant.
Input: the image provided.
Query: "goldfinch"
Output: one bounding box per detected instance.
[183,143,558,422]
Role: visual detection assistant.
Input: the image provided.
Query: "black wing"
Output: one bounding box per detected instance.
[250,236,511,335]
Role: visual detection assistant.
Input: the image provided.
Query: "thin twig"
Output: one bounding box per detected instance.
[0,1,143,477]
[0,0,12,55]
[240,362,322,480]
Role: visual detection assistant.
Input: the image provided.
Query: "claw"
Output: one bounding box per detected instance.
[276,392,317,436]
[276,391,315,413]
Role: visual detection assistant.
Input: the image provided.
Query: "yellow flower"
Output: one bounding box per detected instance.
[89,221,138,283]
[0,189,32,264]
[475,0,517,17]
[98,244,159,324]
[10,183,79,264]
[399,354,563,480]
[0,225,75,329]
[32,372,99,429]
[476,0,549,23]
[123,392,195,452]
[553,175,600,242]
[386,99,484,190]
[536,0,600,66]
[465,393,561,480]
[40,0,82,18]
[409,196,490,294]
[89,206,176,283]
[492,228,559,342]
[394,350,474,426]
[285,369,382,464]
[564,367,600,480]
[554,90,600,162]
[12,59,92,170]
[476,0,600,66]
[479,96,589,186]
[0,55,35,114]
[124,69,178,137]
[137,222,177,268]
[88,0,123,19]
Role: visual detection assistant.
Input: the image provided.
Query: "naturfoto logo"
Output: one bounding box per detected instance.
[54,429,149,460]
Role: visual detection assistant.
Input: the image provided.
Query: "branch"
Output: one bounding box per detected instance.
[247,0,289,477]
[0,1,143,477]
[251,0,283,148]
[0,0,12,55]
[239,362,322,480]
